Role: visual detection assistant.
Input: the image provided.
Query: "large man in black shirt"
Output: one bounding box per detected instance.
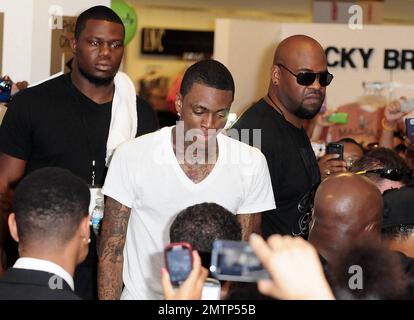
[232,35,333,238]
[0,6,159,299]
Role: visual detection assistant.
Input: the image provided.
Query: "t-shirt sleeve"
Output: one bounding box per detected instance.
[102,143,136,208]
[0,93,32,160]
[136,96,160,137]
[237,150,276,214]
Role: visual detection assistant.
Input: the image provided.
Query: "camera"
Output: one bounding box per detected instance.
[164,242,193,286]
[0,78,12,103]
[209,240,270,282]
[326,142,344,160]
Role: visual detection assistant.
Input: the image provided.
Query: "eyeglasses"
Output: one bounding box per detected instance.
[277,64,334,87]
[355,168,412,182]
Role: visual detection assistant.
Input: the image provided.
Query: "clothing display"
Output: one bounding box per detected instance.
[232,99,320,238]
[102,126,276,299]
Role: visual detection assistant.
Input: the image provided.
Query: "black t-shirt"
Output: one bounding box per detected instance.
[0,73,159,185]
[0,73,159,299]
[232,98,320,238]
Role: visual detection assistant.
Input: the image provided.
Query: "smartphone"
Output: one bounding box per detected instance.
[0,78,12,103]
[326,142,344,160]
[201,278,221,300]
[164,242,193,286]
[327,112,348,124]
[405,118,414,144]
[210,240,270,282]
[400,99,414,113]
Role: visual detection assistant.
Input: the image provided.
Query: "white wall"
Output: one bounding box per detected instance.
[214,20,414,115]
[0,0,110,83]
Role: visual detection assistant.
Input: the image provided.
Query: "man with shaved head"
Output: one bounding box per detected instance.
[308,172,383,263]
[233,35,333,238]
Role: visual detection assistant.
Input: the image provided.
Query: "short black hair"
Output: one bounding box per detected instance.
[170,202,241,253]
[383,224,414,240]
[180,60,235,100]
[13,167,90,246]
[75,5,125,40]
[330,236,408,299]
[350,148,412,184]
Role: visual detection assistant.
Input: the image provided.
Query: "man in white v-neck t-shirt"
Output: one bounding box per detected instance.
[98,60,276,300]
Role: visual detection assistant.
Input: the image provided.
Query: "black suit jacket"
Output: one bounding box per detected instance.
[0,268,81,300]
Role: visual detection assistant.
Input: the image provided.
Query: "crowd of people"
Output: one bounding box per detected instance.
[0,5,413,300]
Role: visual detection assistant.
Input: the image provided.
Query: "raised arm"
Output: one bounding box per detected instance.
[97,196,131,300]
[237,213,262,241]
[0,153,26,275]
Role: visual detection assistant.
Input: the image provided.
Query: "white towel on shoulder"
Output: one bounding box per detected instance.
[106,71,138,166]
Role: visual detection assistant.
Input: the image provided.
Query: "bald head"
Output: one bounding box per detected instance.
[273,35,326,66]
[309,173,384,262]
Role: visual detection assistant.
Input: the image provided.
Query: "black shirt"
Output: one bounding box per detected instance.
[0,73,159,185]
[232,98,320,238]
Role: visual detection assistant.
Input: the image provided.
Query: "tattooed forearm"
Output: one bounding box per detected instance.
[97,197,131,300]
[238,213,262,241]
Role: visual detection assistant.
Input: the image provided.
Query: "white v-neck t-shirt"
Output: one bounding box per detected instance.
[102,126,275,300]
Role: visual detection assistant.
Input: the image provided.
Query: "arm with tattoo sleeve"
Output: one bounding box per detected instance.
[97,196,131,300]
[237,213,262,241]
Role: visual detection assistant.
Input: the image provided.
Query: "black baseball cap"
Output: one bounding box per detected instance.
[382,186,414,228]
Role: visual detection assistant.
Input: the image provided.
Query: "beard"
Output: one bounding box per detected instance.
[294,103,322,119]
[78,65,115,87]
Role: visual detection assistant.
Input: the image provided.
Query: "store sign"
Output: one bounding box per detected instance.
[141,28,214,57]
[325,46,414,70]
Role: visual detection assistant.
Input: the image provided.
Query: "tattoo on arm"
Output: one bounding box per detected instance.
[97,197,131,300]
[238,213,262,241]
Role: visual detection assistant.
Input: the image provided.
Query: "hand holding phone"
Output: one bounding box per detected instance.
[161,249,209,300]
[0,77,12,103]
[164,242,193,286]
[210,240,270,282]
[326,142,344,160]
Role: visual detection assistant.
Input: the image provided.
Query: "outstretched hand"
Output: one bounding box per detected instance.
[249,234,335,300]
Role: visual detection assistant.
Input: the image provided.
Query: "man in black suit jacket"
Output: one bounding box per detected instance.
[0,167,90,300]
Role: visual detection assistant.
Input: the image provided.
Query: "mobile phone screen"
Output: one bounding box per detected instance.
[166,247,192,284]
[210,240,270,282]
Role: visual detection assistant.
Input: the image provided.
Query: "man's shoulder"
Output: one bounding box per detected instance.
[117,127,164,152]
[10,74,68,104]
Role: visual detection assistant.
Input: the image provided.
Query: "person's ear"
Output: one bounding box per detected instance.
[70,38,78,55]
[175,92,183,117]
[80,214,90,242]
[8,213,19,243]
[271,64,281,86]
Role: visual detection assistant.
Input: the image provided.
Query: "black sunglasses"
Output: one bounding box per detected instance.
[277,64,334,87]
[355,168,412,182]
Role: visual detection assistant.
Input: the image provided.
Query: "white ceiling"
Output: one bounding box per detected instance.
[130,0,414,22]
